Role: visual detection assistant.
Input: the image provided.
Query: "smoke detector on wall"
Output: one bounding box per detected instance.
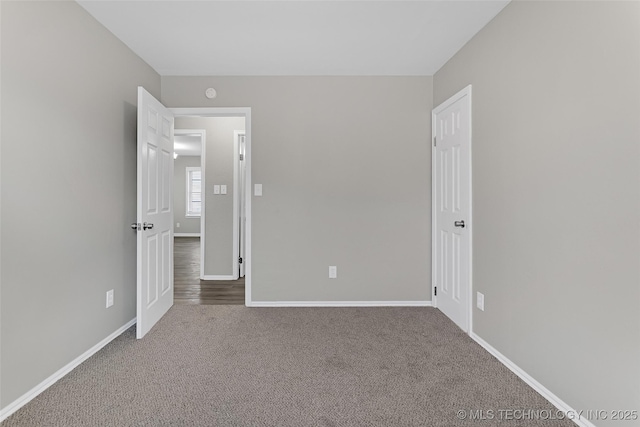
[205,88,217,99]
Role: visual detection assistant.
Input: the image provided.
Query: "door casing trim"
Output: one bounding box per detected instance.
[232,130,246,280]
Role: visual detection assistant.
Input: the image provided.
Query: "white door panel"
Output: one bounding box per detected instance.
[432,86,471,332]
[137,87,174,339]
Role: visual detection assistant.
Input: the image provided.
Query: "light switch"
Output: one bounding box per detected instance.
[213,185,220,195]
[221,185,227,195]
[477,292,485,311]
[329,266,337,279]
[254,184,263,196]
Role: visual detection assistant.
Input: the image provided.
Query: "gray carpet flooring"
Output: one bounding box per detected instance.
[2,306,575,426]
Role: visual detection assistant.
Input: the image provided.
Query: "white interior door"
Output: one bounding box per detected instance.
[136,87,174,339]
[239,133,246,278]
[432,85,472,332]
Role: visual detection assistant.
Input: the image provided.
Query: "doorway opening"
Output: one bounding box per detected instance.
[135,88,252,337]
[171,108,252,306]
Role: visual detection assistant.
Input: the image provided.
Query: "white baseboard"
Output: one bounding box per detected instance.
[0,318,136,422]
[201,275,235,280]
[470,332,596,427]
[247,301,432,307]
[174,233,200,237]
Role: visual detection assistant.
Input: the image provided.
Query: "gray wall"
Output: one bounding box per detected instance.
[175,117,245,277]
[163,77,433,301]
[433,1,640,422]
[173,155,202,234]
[6,0,629,420]
[0,1,160,407]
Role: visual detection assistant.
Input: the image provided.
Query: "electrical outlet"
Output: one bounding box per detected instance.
[176,222,180,228]
[329,266,337,279]
[106,290,114,308]
[477,292,484,311]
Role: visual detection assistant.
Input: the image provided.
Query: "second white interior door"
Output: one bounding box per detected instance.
[432,85,472,332]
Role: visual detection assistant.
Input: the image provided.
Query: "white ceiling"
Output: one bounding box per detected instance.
[77,0,510,76]
[174,135,202,156]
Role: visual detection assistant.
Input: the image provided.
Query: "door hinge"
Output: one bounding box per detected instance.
[239,257,243,264]
[434,286,437,296]
[239,154,244,161]
[433,136,436,147]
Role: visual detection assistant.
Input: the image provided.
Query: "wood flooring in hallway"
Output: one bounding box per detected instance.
[174,237,245,305]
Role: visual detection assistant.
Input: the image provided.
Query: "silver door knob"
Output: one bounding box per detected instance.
[143,222,154,230]
[131,223,141,231]
[454,220,465,228]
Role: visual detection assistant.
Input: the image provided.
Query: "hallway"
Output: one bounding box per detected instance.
[174,237,245,305]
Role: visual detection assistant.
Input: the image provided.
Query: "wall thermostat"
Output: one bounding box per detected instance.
[205,88,217,99]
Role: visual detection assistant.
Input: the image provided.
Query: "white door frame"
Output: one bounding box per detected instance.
[431,85,473,334]
[171,108,252,306]
[233,130,246,279]
[173,129,206,275]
